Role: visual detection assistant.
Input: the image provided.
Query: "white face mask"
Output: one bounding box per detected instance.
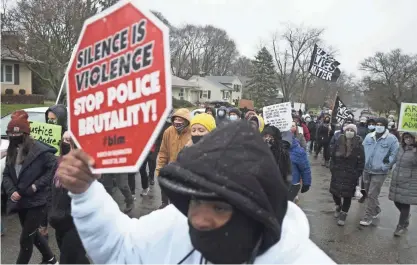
[306,118,311,123]
[345,131,355,139]
[375,125,385,134]
[218,110,225,116]
[229,115,238,121]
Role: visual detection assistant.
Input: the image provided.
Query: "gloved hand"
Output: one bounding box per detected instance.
[301,185,310,193]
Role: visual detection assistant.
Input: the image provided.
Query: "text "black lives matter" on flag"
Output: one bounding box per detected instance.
[308,44,341,82]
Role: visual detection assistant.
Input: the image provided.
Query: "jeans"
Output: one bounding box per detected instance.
[128,173,136,195]
[394,202,411,225]
[362,172,387,219]
[101,174,134,204]
[17,206,54,264]
[332,195,352,212]
[139,156,156,190]
[309,140,316,153]
[316,142,330,161]
[55,227,90,264]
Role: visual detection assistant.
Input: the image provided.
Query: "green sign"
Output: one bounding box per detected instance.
[398,103,417,133]
[30,121,62,155]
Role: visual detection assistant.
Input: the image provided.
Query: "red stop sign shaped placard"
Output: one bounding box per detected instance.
[66,0,171,174]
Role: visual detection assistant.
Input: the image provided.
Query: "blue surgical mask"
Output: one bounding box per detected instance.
[375,126,385,134]
[368,125,375,131]
[229,115,238,121]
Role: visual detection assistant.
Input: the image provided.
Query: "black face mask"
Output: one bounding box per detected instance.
[9,135,24,146]
[192,135,203,144]
[47,119,57,125]
[189,209,262,264]
[61,142,71,155]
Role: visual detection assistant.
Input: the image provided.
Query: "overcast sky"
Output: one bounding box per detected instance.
[141,0,417,77]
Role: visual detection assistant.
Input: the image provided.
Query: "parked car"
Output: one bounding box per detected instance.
[190,108,207,118]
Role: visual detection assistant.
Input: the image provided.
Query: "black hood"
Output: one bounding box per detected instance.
[45,104,68,132]
[375,117,388,128]
[229,107,241,117]
[262,125,282,144]
[159,121,288,252]
[205,107,216,119]
[216,106,228,119]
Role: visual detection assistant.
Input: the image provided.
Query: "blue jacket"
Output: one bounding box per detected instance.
[363,130,399,174]
[289,137,312,185]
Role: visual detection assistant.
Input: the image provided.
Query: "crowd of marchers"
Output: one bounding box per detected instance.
[0,103,416,264]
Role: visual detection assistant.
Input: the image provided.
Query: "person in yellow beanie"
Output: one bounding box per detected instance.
[187,113,216,146]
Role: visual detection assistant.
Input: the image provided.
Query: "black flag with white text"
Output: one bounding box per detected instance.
[308,44,341,82]
[332,96,353,127]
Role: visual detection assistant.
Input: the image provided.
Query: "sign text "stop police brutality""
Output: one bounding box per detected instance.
[72,18,161,137]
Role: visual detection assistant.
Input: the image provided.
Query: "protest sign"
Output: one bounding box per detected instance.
[66,0,171,174]
[263,102,292,131]
[398,103,417,133]
[30,121,62,155]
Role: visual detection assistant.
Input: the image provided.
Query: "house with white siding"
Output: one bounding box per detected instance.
[172,75,200,104]
[188,75,243,105]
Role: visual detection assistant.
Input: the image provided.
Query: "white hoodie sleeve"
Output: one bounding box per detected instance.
[69,180,184,264]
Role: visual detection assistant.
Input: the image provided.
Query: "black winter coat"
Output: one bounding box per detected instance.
[2,141,57,213]
[307,121,317,141]
[48,159,74,232]
[151,121,171,161]
[316,122,331,144]
[329,136,365,198]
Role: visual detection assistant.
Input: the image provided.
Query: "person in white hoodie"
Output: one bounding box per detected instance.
[57,121,335,264]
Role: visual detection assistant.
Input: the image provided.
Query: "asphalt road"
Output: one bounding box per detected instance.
[1,156,416,264]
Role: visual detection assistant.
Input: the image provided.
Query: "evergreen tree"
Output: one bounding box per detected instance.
[247,47,279,107]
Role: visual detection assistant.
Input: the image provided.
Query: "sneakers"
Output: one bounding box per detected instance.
[150,179,155,186]
[354,187,362,200]
[294,196,300,205]
[124,202,134,213]
[140,188,150,196]
[358,195,366,203]
[338,212,347,226]
[40,256,58,264]
[132,194,136,201]
[394,225,406,237]
[334,205,341,218]
[360,218,373,226]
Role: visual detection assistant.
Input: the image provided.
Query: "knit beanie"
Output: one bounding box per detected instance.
[190,113,216,132]
[375,117,388,128]
[343,123,357,134]
[229,107,241,117]
[7,110,30,134]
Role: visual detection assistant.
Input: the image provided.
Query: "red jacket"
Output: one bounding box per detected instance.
[301,123,310,142]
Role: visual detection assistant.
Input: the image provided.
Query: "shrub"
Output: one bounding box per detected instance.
[172,97,194,108]
[18,89,26,95]
[5,89,14,95]
[1,94,44,104]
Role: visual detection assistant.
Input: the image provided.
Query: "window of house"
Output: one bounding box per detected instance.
[179,88,184,100]
[207,90,211,99]
[200,91,203,99]
[202,91,208,98]
[1,64,14,83]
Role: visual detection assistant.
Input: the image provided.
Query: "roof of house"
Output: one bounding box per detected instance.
[205,76,240,84]
[237,76,251,85]
[172,75,197,88]
[190,75,236,91]
[1,47,41,63]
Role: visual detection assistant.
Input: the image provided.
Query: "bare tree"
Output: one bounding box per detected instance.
[270,25,324,102]
[360,49,417,112]
[230,56,254,76]
[4,0,99,96]
[170,24,238,79]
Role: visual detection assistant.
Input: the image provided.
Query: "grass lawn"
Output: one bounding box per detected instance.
[1,102,54,116]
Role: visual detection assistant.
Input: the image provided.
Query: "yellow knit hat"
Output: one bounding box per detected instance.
[190,113,216,132]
